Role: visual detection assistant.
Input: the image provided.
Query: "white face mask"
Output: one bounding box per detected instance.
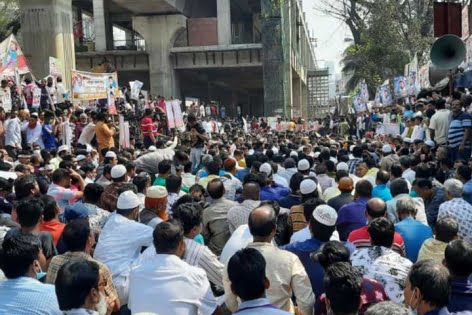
[96,292,107,315]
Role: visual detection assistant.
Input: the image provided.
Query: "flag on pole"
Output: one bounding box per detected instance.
[0,34,30,76]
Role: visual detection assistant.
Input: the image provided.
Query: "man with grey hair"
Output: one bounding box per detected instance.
[394,197,433,262]
[365,301,410,315]
[438,178,472,242]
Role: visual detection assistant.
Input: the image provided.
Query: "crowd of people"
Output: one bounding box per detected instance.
[0,77,471,315]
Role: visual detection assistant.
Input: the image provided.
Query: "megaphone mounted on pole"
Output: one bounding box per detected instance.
[430,34,466,70]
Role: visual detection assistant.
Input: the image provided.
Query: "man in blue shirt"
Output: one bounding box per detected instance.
[445,240,472,313]
[456,165,472,205]
[282,204,338,298]
[394,197,432,262]
[0,233,61,314]
[337,180,372,241]
[372,170,393,202]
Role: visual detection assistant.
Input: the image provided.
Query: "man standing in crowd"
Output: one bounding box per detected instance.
[1,76,472,315]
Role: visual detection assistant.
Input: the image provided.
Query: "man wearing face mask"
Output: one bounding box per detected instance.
[403,260,452,315]
[55,260,110,315]
[5,198,57,270]
[94,190,153,311]
[47,218,120,314]
[0,233,61,314]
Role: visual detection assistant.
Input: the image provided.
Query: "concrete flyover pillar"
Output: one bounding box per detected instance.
[301,82,308,119]
[19,0,75,89]
[217,0,231,45]
[133,15,186,98]
[93,0,111,51]
[292,76,301,118]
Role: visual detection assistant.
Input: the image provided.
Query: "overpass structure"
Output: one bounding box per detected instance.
[19,0,321,118]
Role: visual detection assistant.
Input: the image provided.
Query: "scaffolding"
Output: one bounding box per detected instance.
[307,69,330,119]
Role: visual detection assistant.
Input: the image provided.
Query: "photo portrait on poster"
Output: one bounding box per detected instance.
[394,76,408,97]
[380,85,393,106]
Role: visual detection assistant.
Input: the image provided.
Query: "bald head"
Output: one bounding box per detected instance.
[243,182,260,201]
[338,177,354,193]
[207,179,225,199]
[366,198,387,220]
[248,206,276,238]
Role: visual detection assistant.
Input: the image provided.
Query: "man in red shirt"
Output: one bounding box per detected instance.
[348,197,405,256]
[140,109,158,148]
[39,195,65,246]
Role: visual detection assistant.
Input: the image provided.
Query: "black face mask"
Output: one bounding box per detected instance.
[47,82,53,88]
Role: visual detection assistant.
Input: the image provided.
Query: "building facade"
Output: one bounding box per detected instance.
[19,0,319,118]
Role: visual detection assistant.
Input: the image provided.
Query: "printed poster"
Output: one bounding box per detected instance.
[1,87,11,111]
[129,80,143,101]
[419,62,432,89]
[380,85,393,106]
[49,57,63,78]
[172,99,184,128]
[0,34,30,76]
[165,101,175,129]
[394,76,409,97]
[359,80,369,104]
[71,70,119,100]
[32,87,41,109]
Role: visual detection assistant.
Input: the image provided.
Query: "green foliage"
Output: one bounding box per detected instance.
[322,0,433,95]
[0,0,19,41]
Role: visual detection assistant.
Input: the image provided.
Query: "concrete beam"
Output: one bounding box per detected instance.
[19,0,75,90]
[93,0,109,51]
[217,0,231,45]
[133,14,187,97]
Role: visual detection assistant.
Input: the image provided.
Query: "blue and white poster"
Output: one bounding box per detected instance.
[394,76,409,98]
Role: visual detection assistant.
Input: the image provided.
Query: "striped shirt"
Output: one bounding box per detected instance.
[448,111,472,148]
[45,251,119,305]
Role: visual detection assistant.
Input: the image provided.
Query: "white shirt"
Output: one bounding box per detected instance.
[56,83,65,103]
[94,212,153,304]
[129,254,217,315]
[138,238,224,288]
[220,224,253,265]
[429,109,450,145]
[4,117,21,148]
[21,122,44,148]
[401,168,416,184]
[289,226,340,244]
[411,125,425,141]
[78,122,96,146]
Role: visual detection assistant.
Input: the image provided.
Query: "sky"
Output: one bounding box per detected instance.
[301,0,351,76]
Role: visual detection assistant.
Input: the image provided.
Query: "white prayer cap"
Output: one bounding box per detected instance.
[105,151,117,158]
[117,190,140,210]
[425,140,435,149]
[148,146,157,152]
[259,163,272,176]
[312,205,338,226]
[300,178,317,195]
[58,145,69,153]
[382,144,392,154]
[75,155,86,162]
[298,159,310,171]
[336,162,349,172]
[146,186,168,199]
[111,165,127,179]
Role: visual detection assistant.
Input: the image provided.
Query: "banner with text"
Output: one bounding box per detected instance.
[71,70,119,101]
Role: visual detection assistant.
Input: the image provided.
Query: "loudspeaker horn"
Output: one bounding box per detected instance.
[430,34,466,70]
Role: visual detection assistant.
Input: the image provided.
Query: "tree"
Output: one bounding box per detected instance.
[317,0,433,94]
[0,0,20,41]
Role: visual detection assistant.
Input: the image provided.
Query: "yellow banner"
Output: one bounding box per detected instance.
[71,70,119,100]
